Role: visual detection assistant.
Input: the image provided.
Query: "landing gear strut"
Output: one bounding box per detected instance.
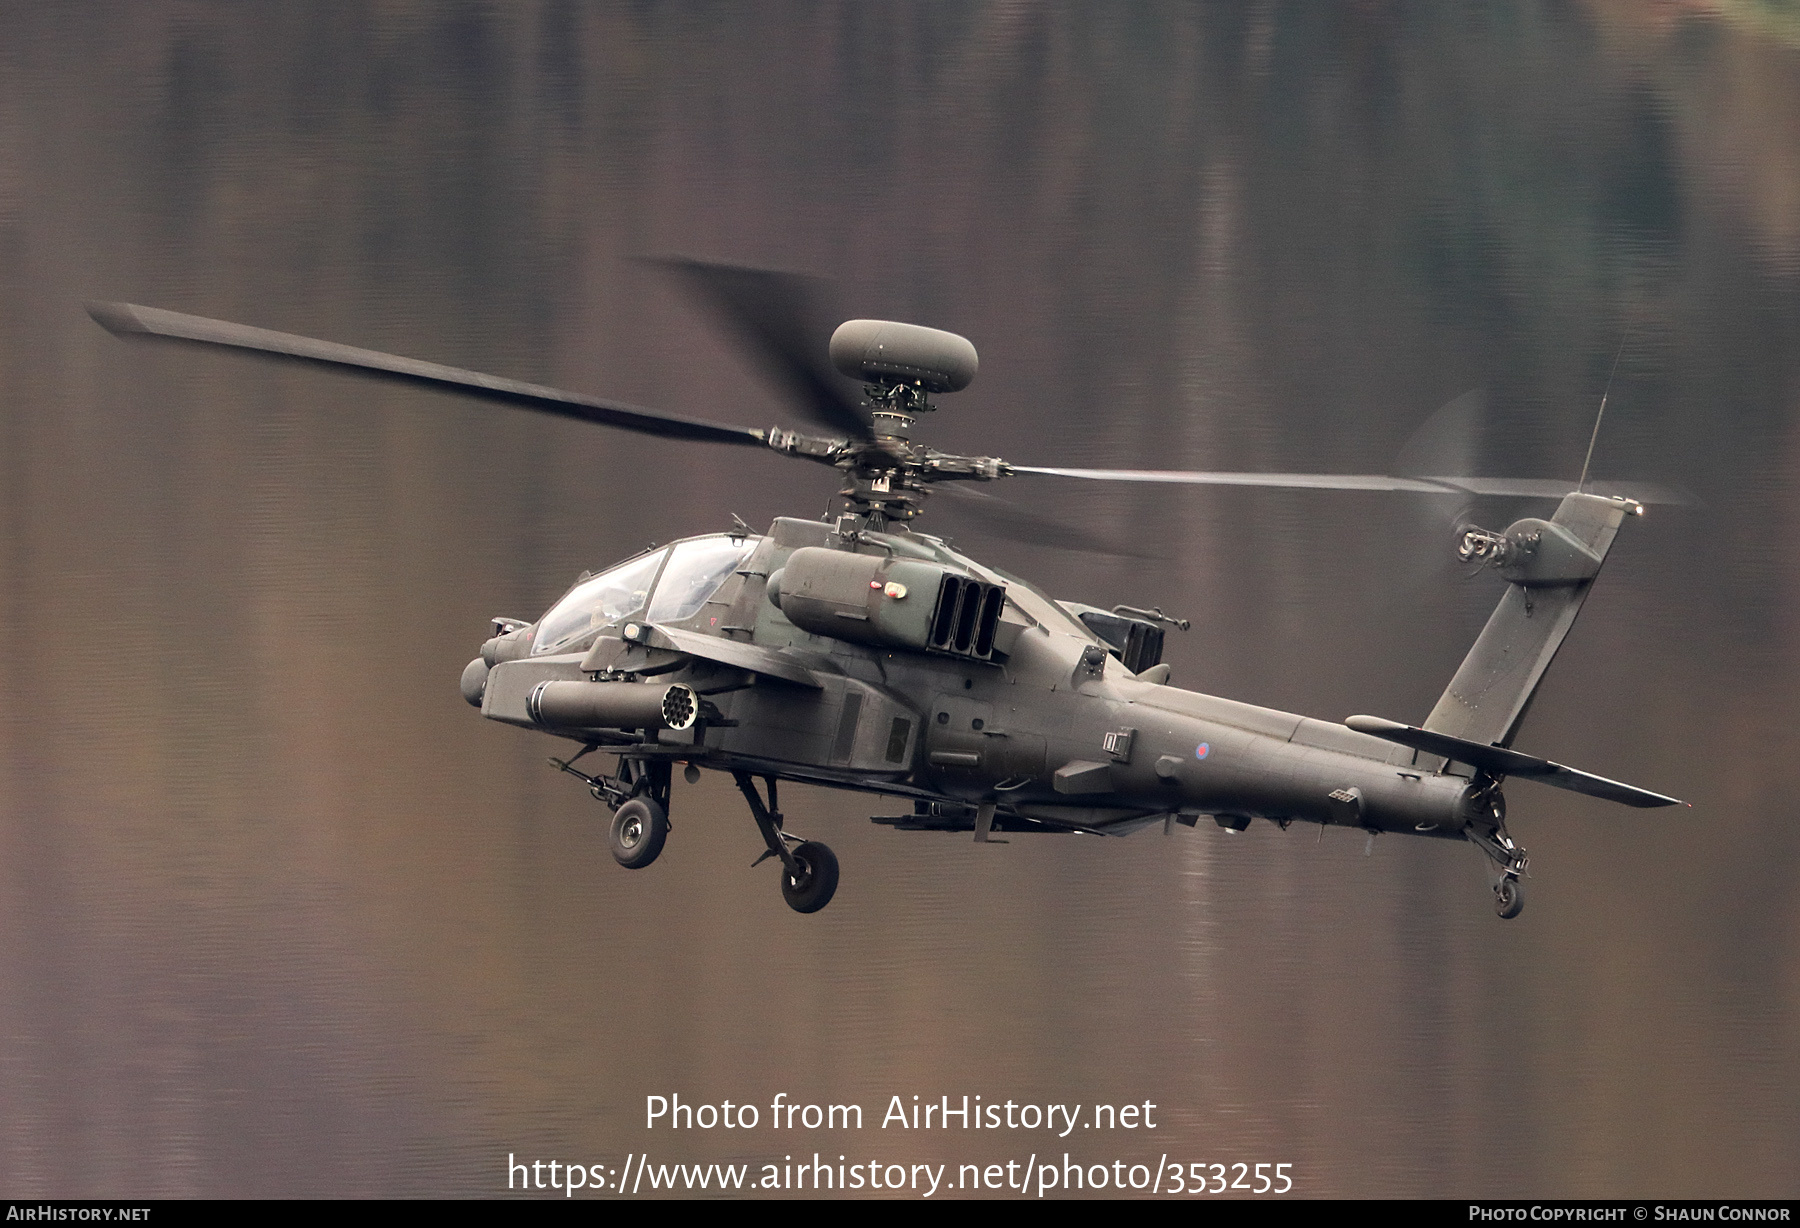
[1466,798,1528,920]
[551,750,673,870]
[734,772,839,914]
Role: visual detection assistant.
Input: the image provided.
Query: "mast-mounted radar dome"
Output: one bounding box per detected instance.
[829,319,977,394]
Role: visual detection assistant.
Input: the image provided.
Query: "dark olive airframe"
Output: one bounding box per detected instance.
[89,263,1686,919]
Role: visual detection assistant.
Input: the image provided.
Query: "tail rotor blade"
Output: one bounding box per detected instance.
[1395,388,1486,482]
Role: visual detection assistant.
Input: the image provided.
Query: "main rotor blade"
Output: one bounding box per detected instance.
[653,258,873,441]
[1010,467,1692,505]
[1394,389,1486,480]
[87,302,768,448]
[931,483,1151,557]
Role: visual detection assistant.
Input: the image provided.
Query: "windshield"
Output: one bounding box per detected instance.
[532,549,666,655]
[646,536,756,623]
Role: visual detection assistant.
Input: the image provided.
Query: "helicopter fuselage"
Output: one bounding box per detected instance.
[468,516,1486,844]
[90,288,1680,918]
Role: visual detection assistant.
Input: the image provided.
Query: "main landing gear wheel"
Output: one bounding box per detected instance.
[1495,876,1524,920]
[609,796,669,870]
[780,841,839,914]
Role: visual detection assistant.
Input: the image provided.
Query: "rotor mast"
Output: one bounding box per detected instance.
[816,319,1006,533]
[844,377,931,529]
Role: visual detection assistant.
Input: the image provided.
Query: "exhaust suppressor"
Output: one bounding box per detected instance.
[526,681,699,731]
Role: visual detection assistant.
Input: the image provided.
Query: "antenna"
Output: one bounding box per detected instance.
[1579,335,1628,492]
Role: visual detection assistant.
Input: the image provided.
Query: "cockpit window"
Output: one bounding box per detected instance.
[646,536,755,623]
[532,548,666,655]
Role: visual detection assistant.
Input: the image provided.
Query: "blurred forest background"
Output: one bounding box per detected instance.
[1,0,1797,1197]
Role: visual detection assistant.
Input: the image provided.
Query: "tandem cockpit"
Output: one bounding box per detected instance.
[530,534,758,658]
[523,526,1166,677]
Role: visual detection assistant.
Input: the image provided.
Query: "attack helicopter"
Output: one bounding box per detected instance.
[88,262,1686,919]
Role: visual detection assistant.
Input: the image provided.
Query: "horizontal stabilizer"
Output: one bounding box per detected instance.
[1344,715,1686,809]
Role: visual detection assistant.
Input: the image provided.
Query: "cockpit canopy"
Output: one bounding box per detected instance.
[531,534,755,656]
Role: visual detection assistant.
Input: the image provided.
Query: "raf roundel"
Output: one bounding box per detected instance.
[1195,742,1211,760]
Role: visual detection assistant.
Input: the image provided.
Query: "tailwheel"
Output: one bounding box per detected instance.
[1465,799,1527,920]
[1494,875,1524,920]
[609,796,669,870]
[780,841,839,914]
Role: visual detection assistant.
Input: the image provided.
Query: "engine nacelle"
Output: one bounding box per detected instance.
[769,547,1005,660]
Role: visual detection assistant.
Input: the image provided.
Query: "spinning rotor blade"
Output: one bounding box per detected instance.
[932,483,1152,558]
[1009,467,1692,505]
[653,258,873,441]
[87,302,768,448]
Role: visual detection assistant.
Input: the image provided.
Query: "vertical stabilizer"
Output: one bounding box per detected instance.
[1424,492,1635,749]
